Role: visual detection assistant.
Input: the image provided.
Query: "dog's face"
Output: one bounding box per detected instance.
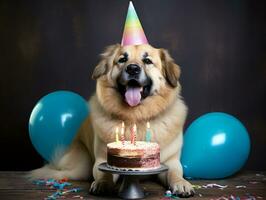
[92,44,181,122]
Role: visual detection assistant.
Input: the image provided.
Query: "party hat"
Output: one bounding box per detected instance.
[121,1,148,46]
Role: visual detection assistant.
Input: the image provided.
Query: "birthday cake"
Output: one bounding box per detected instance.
[107,141,160,170]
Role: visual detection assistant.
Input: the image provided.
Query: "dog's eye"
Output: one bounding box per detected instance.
[118,57,128,63]
[143,58,153,65]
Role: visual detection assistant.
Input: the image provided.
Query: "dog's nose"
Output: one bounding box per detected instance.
[126,64,141,76]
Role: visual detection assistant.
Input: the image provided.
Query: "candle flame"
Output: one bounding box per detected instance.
[115,126,119,133]
[147,122,150,129]
[122,121,125,128]
[133,124,137,131]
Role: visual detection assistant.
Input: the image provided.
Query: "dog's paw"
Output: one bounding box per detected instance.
[171,178,195,198]
[89,179,114,195]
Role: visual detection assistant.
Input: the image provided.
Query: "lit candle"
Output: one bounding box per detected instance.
[115,126,119,143]
[134,124,137,145]
[121,121,125,145]
[131,124,137,145]
[146,122,151,142]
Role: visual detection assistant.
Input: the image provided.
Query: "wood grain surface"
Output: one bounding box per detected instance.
[0,171,265,200]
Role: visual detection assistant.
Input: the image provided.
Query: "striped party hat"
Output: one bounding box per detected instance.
[121,1,148,46]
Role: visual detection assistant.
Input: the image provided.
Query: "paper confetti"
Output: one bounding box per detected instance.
[33,178,71,189]
[164,190,172,197]
[162,190,179,199]
[245,193,257,200]
[212,196,229,200]
[202,183,228,190]
[73,195,84,199]
[211,194,260,200]
[192,184,202,189]
[255,173,264,177]
[45,188,82,200]
[190,181,263,200]
[249,181,259,184]
[33,178,83,200]
[235,185,246,188]
[229,195,241,200]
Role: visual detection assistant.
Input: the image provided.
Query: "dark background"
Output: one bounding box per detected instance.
[0,0,265,171]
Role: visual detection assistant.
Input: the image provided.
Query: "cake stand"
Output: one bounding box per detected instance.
[98,162,168,199]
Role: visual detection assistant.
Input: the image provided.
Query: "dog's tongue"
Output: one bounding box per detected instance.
[125,87,141,107]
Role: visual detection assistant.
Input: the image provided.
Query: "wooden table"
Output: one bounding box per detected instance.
[0,171,265,199]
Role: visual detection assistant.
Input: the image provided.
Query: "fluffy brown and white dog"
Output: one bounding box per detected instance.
[30,44,194,197]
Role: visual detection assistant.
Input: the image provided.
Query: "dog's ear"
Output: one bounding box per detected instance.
[160,48,181,87]
[92,44,120,80]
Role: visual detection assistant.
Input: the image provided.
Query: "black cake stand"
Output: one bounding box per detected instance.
[98,162,168,199]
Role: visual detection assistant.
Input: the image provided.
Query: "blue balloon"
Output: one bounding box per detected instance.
[181,112,250,179]
[29,91,89,161]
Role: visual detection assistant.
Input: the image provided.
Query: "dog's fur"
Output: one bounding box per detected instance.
[30,44,194,197]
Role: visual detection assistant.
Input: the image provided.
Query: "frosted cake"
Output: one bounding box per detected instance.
[107,141,160,170]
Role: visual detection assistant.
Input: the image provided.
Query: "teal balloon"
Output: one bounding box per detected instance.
[29,91,89,161]
[181,112,250,179]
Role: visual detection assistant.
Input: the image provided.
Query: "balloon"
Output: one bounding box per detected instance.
[181,112,250,179]
[29,91,89,161]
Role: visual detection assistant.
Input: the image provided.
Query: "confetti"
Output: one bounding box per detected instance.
[73,195,84,199]
[211,196,228,200]
[164,190,172,197]
[163,190,179,199]
[53,181,72,190]
[61,188,82,195]
[33,179,47,185]
[255,173,264,177]
[245,193,257,200]
[46,191,62,200]
[202,183,228,190]
[235,185,246,188]
[192,184,202,189]
[58,177,68,183]
[210,193,262,200]
[229,195,241,200]
[45,188,82,200]
[33,178,83,200]
[249,181,259,184]
[33,178,71,190]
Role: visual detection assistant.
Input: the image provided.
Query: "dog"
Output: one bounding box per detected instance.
[30,43,194,197]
